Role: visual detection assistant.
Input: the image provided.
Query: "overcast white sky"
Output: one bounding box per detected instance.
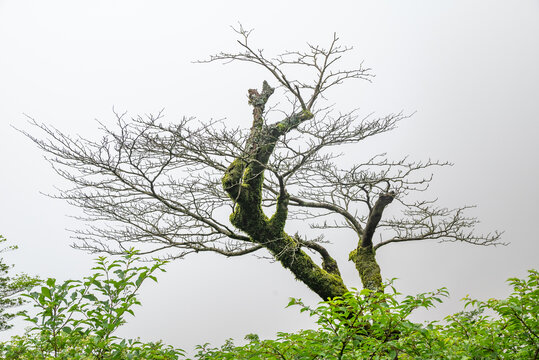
[1,0,538,354]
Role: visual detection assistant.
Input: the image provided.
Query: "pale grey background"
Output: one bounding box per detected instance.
[1,0,538,354]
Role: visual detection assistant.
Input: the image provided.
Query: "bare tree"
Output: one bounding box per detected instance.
[22,27,502,300]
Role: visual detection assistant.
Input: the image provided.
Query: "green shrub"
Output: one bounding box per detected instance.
[2,248,537,359]
[193,271,538,360]
[0,252,185,359]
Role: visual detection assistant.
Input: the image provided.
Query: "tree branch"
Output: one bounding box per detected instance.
[362,192,396,248]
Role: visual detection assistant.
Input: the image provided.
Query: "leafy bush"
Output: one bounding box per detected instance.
[407,269,539,359]
[192,284,447,360]
[0,252,185,359]
[193,270,539,360]
[1,246,537,359]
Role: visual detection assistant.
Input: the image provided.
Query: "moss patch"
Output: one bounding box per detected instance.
[350,246,382,292]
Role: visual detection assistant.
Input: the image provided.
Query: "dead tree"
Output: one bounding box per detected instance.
[22,27,502,300]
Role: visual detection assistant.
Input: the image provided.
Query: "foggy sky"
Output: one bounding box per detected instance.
[1,0,538,354]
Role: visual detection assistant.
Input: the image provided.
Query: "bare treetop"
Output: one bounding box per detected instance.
[199,25,372,112]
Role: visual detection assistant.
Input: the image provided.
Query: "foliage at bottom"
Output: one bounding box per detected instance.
[193,270,538,360]
[0,252,184,359]
[0,246,536,359]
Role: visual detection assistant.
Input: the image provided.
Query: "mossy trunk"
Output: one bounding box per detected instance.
[222,81,348,300]
[349,192,394,292]
[349,246,383,292]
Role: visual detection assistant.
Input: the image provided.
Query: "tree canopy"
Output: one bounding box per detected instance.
[22,27,502,300]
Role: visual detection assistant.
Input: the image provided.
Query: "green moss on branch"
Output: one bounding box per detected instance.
[222,158,247,200]
[350,246,383,292]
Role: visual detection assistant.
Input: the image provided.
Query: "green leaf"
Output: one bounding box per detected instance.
[83,294,98,302]
[135,272,147,287]
[40,286,51,299]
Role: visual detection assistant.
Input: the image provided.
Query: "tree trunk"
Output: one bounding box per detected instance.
[350,192,395,291]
